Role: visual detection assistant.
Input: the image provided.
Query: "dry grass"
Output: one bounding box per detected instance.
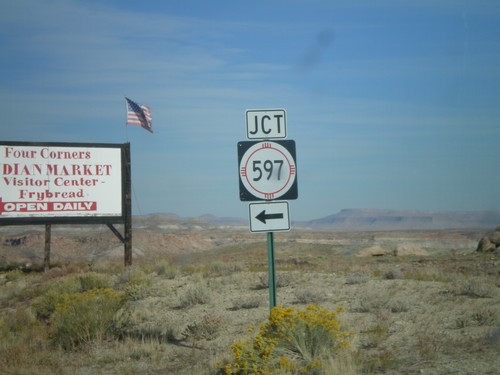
[0,229,499,374]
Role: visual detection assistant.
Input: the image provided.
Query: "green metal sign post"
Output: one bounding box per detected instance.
[267,231,277,310]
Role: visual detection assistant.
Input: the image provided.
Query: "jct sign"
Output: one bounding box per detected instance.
[246,109,286,139]
[238,140,297,201]
[0,141,126,223]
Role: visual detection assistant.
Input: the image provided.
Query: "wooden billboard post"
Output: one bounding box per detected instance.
[106,142,132,266]
[44,224,51,272]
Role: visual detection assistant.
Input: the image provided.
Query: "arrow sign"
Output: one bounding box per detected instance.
[256,210,284,224]
[249,201,290,232]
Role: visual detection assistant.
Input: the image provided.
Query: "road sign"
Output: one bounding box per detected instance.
[246,109,286,139]
[238,140,298,201]
[249,201,290,232]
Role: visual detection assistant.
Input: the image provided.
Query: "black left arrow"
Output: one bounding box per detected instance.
[256,210,284,224]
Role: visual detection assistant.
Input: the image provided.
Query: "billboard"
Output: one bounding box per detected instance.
[0,141,128,224]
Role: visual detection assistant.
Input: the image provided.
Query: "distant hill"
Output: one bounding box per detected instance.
[303,209,500,230]
[128,209,500,231]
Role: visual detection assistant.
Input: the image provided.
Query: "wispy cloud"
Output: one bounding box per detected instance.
[1,0,498,219]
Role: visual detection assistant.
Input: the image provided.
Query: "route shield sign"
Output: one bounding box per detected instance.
[238,140,298,201]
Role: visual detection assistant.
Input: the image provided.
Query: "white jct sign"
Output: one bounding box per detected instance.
[246,109,286,139]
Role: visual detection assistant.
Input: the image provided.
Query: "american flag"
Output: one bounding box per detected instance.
[126,97,153,133]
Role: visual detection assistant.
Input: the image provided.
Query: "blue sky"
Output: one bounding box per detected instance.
[1,0,499,221]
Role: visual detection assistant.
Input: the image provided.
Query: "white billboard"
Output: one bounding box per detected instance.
[0,142,127,223]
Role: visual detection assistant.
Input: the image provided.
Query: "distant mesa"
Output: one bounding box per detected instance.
[128,209,500,232]
[305,209,500,231]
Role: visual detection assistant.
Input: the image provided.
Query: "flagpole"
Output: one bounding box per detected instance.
[123,97,132,266]
[124,97,132,214]
[124,96,129,142]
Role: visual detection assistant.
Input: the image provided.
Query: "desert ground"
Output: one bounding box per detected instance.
[0,217,499,374]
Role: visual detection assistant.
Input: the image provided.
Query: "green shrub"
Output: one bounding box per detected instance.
[5,269,24,282]
[256,272,292,289]
[49,288,126,350]
[204,262,226,277]
[155,260,178,279]
[118,267,153,300]
[32,276,81,321]
[471,307,497,326]
[78,272,114,291]
[112,304,179,343]
[0,306,41,335]
[33,273,118,321]
[452,279,495,298]
[294,288,327,304]
[179,281,211,308]
[183,312,225,341]
[389,299,409,313]
[354,290,387,313]
[345,273,369,285]
[417,331,442,361]
[230,296,261,310]
[456,307,498,328]
[384,269,403,280]
[0,307,48,370]
[223,304,354,374]
[32,289,70,321]
[201,261,243,278]
[119,266,151,285]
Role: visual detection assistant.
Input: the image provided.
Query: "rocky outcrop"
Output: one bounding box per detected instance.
[357,244,431,257]
[476,226,500,253]
[393,245,429,256]
[357,245,386,257]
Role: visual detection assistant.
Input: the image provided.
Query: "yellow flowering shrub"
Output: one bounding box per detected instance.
[224,304,353,374]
